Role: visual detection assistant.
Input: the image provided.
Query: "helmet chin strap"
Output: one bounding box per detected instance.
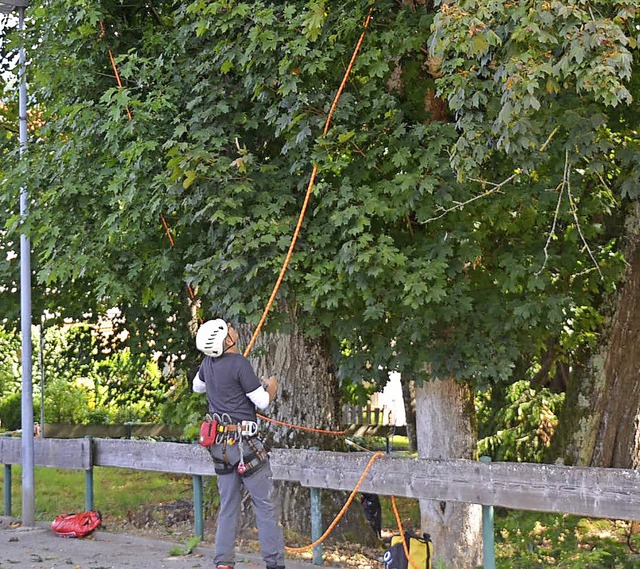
[222,339,236,354]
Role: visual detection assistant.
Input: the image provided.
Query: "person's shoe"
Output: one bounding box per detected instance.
[217,565,233,569]
[266,566,285,569]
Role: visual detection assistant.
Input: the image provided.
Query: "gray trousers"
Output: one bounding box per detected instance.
[212,442,285,568]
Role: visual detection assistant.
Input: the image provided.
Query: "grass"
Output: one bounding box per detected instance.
[0,465,192,520]
[494,510,640,569]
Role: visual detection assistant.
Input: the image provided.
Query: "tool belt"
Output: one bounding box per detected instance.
[202,413,269,477]
[199,413,259,447]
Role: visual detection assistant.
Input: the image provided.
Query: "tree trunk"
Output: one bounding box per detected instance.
[415,377,482,569]
[401,377,418,453]
[239,315,341,451]
[554,203,640,468]
[236,309,378,545]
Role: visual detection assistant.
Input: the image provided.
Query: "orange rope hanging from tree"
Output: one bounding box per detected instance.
[245,7,373,433]
[243,7,373,358]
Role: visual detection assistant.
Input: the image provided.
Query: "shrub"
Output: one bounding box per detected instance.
[0,392,22,431]
[477,380,565,463]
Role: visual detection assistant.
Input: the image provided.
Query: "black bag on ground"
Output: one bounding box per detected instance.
[383,531,433,569]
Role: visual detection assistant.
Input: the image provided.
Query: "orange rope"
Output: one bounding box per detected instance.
[391,495,421,569]
[258,414,346,435]
[99,22,133,120]
[160,213,198,303]
[243,7,373,359]
[285,451,384,552]
[160,214,175,247]
[246,8,373,434]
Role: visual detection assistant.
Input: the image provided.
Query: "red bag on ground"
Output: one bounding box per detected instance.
[51,511,102,538]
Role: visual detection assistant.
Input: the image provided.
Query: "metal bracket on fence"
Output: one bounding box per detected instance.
[84,437,94,511]
[310,487,323,565]
[85,468,94,511]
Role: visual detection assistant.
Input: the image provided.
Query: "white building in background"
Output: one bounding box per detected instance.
[370,372,406,426]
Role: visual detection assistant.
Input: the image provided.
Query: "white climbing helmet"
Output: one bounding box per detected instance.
[196,319,229,357]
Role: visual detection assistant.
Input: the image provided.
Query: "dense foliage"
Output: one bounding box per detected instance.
[477,380,564,462]
[0,0,638,399]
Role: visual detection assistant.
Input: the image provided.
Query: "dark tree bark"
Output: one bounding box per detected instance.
[553,203,640,468]
[401,377,417,453]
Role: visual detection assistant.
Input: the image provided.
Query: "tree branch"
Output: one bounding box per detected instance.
[420,172,519,225]
[536,150,604,279]
[536,157,567,276]
[0,117,18,134]
[567,181,604,280]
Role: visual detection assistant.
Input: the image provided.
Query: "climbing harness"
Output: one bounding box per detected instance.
[201,412,267,477]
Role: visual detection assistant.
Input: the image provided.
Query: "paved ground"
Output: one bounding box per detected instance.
[0,516,330,569]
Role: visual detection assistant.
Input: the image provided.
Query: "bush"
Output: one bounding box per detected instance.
[0,392,22,431]
[477,380,565,463]
[43,377,92,424]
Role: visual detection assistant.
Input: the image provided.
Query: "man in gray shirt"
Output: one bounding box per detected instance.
[193,318,285,569]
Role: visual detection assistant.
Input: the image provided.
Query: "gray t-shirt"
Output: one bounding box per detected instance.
[197,353,261,422]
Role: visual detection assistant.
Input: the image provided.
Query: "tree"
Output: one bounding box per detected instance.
[430,0,640,478]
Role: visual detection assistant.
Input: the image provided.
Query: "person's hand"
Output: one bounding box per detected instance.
[263,375,278,402]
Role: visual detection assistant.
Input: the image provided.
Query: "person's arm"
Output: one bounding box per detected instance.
[247,386,270,410]
[192,371,206,394]
[246,376,278,410]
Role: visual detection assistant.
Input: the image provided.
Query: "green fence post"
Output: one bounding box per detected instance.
[480,456,496,569]
[4,464,11,516]
[310,487,323,565]
[85,467,94,511]
[84,436,94,511]
[193,475,204,539]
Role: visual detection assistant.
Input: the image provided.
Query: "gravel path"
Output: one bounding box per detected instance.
[0,516,328,569]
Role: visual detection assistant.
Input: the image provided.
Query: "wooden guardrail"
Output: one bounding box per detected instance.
[0,437,92,470]
[2,437,640,521]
